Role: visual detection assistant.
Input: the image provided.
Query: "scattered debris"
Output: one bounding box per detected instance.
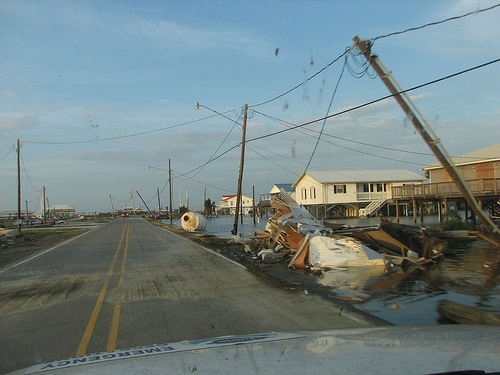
[250,189,445,272]
[181,211,207,232]
[437,299,500,325]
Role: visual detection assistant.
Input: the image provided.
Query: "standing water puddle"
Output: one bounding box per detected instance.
[164,215,500,325]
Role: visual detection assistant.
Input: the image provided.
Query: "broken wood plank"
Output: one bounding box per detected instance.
[437,299,500,325]
[473,232,500,249]
[283,227,305,250]
[288,234,310,269]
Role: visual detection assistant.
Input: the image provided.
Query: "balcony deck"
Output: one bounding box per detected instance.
[391,178,500,201]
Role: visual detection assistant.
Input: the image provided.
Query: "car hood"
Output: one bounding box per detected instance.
[12,325,500,375]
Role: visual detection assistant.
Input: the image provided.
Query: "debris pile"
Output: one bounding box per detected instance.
[249,189,444,270]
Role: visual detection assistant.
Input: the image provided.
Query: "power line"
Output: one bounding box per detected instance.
[253,112,424,166]
[372,3,500,42]
[184,109,243,180]
[304,50,348,172]
[256,111,434,157]
[0,143,16,163]
[21,112,228,145]
[20,153,42,192]
[160,56,500,184]
[247,145,300,177]
[249,49,350,108]
[246,57,500,144]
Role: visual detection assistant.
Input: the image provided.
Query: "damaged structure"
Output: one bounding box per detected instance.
[251,189,445,271]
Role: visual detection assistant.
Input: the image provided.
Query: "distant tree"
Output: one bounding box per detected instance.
[179,205,188,215]
[204,199,213,214]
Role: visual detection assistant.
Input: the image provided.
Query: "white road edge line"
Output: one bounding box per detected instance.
[158,226,246,269]
[0,228,96,275]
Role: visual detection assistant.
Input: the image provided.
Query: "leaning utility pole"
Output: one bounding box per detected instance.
[16,139,21,231]
[353,36,499,235]
[232,104,248,236]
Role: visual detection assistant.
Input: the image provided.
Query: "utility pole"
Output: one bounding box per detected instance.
[109,194,115,216]
[25,200,29,227]
[232,104,248,236]
[17,139,21,231]
[136,191,152,216]
[353,36,499,235]
[42,186,46,224]
[129,189,136,214]
[169,159,173,224]
[252,184,256,225]
[157,187,161,217]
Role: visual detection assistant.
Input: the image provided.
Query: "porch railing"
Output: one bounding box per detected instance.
[391,178,500,200]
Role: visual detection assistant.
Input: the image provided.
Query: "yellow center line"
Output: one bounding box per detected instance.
[106,221,130,351]
[75,219,129,356]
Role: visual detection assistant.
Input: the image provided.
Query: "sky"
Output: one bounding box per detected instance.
[1,0,499,214]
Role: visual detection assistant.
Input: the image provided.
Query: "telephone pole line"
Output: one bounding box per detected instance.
[17,139,21,231]
[352,36,498,235]
[169,159,173,224]
[232,104,248,236]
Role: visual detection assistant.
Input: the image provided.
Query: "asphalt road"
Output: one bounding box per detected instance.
[0,217,375,374]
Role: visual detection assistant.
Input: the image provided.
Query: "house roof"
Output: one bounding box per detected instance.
[293,170,425,187]
[269,183,294,194]
[421,143,500,170]
[220,194,252,202]
[50,205,75,212]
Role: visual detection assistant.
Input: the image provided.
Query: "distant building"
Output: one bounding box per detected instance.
[421,143,500,182]
[292,169,425,218]
[269,183,296,201]
[218,194,254,215]
[49,205,76,217]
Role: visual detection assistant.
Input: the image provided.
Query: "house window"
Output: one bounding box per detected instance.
[310,187,316,199]
[376,183,384,192]
[362,183,369,193]
[301,188,307,200]
[334,184,346,194]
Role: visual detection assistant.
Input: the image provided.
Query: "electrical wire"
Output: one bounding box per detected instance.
[249,143,380,182]
[254,111,425,166]
[20,153,42,192]
[372,3,500,42]
[249,49,350,108]
[172,169,232,194]
[246,57,500,144]
[0,183,17,196]
[0,143,16,163]
[21,112,228,145]
[255,110,435,157]
[304,50,348,173]
[247,145,300,176]
[182,110,243,180]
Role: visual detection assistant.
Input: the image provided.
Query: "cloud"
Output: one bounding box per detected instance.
[0,114,39,134]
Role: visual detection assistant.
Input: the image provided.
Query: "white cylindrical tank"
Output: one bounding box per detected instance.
[180,211,207,232]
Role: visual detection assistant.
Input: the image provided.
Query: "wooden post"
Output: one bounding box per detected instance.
[413,199,417,223]
[17,139,21,231]
[352,36,499,235]
[169,159,173,224]
[252,185,256,225]
[444,198,449,221]
[438,200,442,223]
[232,104,248,235]
[396,200,400,222]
